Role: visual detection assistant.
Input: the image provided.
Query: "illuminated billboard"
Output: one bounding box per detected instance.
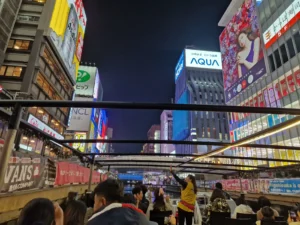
[173,90,190,141]
[185,49,222,70]
[73,132,86,152]
[220,0,266,103]
[48,0,87,83]
[175,51,184,82]
[76,66,98,97]
[263,0,300,49]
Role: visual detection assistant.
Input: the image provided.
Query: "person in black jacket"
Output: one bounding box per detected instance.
[132,186,149,214]
[88,179,152,225]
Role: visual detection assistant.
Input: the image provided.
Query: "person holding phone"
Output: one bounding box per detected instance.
[288,205,300,225]
[170,166,197,225]
[146,188,173,220]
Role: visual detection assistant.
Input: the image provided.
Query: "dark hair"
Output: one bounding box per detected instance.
[132,186,142,196]
[216,182,223,190]
[122,194,135,204]
[18,198,54,225]
[258,196,271,208]
[153,188,166,211]
[188,175,197,194]
[68,192,78,201]
[261,206,274,221]
[135,182,148,195]
[236,194,247,206]
[64,200,87,225]
[94,179,123,203]
[210,188,226,202]
[237,28,258,48]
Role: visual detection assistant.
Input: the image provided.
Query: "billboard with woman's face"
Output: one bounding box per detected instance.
[220,0,266,103]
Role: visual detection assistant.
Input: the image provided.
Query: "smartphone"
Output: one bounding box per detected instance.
[289,211,297,221]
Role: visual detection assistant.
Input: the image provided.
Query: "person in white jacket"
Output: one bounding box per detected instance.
[232,194,254,219]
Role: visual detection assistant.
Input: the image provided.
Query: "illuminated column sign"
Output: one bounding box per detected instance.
[263,0,300,49]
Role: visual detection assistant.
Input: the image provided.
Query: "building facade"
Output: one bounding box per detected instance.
[66,65,104,153]
[219,0,300,168]
[0,0,87,158]
[160,110,175,154]
[174,48,229,154]
[0,0,23,66]
[143,124,160,153]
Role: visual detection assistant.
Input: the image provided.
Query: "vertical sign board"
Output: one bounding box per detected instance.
[48,0,87,82]
[67,97,92,131]
[72,132,86,152]
[76,66,98,97]
[175,51,184,82]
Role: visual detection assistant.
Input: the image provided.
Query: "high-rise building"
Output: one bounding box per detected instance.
[143,124,160,153]
[174,48,229,154]
[219,0,300,167]
[0,0,87,158]
[0,0,23,67]
[160,110,174,154]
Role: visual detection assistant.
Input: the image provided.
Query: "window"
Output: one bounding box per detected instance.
[293,32,300,53]
[287,38,296,58]
[274,49,282,68]
[0,66,23,77]
[280,44,288,63]
[7,39,31,50]
[268,54,276,72]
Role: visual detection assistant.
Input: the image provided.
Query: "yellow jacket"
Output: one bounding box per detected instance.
[171,172,196,213]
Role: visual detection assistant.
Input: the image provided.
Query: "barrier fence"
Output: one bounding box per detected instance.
[1,151,106,193]
[203,178,300,194]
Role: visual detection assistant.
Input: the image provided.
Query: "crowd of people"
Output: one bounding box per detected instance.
[15,169,300,225]
[202,184,300,225]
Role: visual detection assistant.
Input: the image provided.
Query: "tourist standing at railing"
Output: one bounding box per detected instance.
[170,166,197,225]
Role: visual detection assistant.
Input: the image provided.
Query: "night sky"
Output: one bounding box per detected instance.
[81,0,231,153]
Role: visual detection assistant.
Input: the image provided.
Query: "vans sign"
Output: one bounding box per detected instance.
[185,49,222,70]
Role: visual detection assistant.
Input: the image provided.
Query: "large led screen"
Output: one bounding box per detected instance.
[173,90,190,141]
[220,0,266,103]
[48,0,87,83]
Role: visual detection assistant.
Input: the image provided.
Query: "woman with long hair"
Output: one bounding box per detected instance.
[170,167,197,225]
[64,200,87,225]
[146,188,173,220]
[237,28,261,78]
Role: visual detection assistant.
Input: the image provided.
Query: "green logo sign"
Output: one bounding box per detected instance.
[77,70,91,83]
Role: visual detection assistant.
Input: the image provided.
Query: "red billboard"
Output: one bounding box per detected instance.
[220,0,266,103]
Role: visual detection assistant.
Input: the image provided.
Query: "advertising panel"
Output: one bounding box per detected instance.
[93,69,100,100]
[67,96,92,131]
[175,51,184,82]
[185,49,222,70]
[2,151,56,193]
[28,115,64,140]
[263,0,300,49]
[67,97,92,132]
[76,66,98,97]
[220,0,266,103]
[48,0,87,82]
[269,179,300,194]
[173,90,190,141]
[72,132,86,152]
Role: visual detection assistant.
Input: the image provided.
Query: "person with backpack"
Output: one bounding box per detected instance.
[204,189,231,225]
